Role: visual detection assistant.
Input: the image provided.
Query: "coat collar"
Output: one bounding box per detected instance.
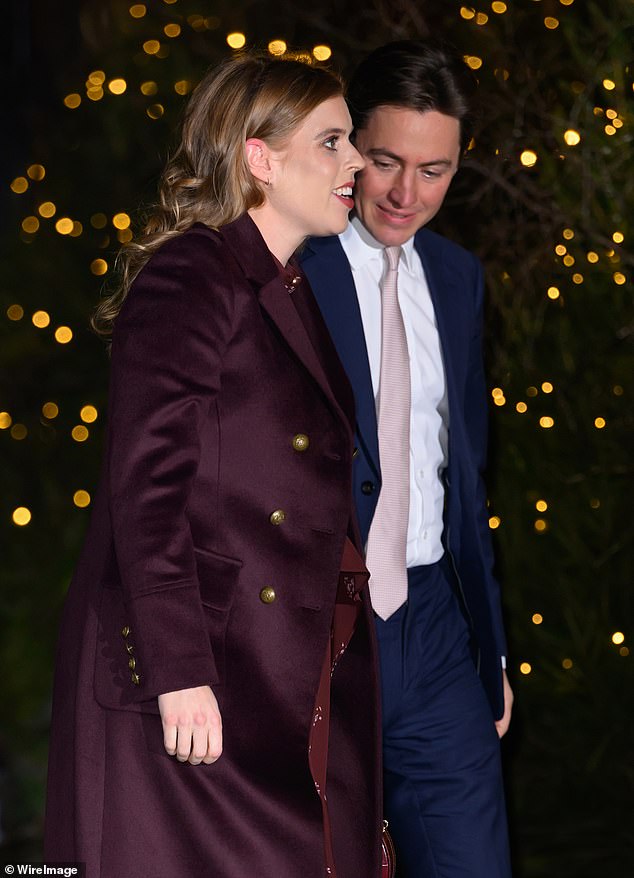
[219,214,355,439]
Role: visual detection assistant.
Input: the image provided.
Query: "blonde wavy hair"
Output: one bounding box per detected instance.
[92,53,343,337]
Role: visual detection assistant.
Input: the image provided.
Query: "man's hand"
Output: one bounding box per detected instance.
[158,685,223,765]
[495,670,513,738]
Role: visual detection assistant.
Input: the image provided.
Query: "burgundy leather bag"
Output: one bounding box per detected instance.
[382,821,396,877]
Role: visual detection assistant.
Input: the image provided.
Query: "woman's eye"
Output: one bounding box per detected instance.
[324,136,338,150]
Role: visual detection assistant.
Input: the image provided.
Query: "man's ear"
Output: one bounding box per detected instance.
[245,138,273,186]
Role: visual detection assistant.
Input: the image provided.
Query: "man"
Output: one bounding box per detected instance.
[301,40,513,877]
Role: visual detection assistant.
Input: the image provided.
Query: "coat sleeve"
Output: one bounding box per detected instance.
[107,232,236,701]
[463,255,508,663]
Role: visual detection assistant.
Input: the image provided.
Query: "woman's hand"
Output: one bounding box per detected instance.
[158,685,223,765]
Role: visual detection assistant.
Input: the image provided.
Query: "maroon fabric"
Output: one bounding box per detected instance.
[44,215,382,878]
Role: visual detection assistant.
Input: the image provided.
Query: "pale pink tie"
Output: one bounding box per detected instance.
[366,246,410,620]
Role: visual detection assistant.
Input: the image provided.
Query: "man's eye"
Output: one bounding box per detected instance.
[374,160,394,170]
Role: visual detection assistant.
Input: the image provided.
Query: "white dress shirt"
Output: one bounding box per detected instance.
[340,217,449,568]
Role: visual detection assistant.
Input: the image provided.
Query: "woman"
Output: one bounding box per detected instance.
[44,54,382,877]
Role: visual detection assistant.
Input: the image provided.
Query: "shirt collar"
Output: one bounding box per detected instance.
[340,215,417,272]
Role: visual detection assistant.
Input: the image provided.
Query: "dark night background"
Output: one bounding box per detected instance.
[2,0,633,874]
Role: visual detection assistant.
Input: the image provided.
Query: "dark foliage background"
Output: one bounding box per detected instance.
[2,0,633,873]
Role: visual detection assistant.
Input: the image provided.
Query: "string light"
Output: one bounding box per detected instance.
[12,507,32,526]
[226,32,246,49]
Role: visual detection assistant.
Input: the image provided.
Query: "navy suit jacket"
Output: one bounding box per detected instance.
[301,227,507,719]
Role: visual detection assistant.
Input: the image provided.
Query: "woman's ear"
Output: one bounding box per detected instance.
[245,138,272,186]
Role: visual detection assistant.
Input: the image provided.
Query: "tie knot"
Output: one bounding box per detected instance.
[384,246,401,272]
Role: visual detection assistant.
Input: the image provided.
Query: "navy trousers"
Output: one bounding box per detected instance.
[375,557,511,878]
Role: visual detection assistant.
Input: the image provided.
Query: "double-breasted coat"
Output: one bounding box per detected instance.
[44,214,382,877]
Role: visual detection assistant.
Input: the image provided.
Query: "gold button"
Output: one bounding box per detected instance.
[269,509,286,526]
[131,672,141,685]
[292,433,310,452]
[128,657,136,670]
[259,586,276,604]
[121,625,131,638]
[125,643,134,654]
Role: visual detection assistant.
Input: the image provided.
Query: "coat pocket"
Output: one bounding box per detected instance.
[194,546,243,683]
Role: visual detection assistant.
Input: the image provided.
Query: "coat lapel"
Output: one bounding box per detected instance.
[220,215,352,437]
[301,236,380,477]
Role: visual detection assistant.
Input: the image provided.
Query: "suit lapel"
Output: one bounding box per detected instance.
[301,237,380,477]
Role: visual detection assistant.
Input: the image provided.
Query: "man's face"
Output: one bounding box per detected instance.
[353,106,461,247]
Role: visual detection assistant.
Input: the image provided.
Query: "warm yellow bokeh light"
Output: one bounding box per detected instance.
[91,259,108,276]
[539,416,554,429]
[227,32,246,49]
[491,387,504,399]
[534,519,548,532]
[7,304,24,321]
[536,500,548,512]
[141,81,158,96]
[64,93,82,109]
[55,326,73,344]
[613,272,626,285]
[547,286,560,300]
[572,273,584,284]
[562,658,573,669]
[80,405,99,423]
[465,56,483,70]
[42,402,59,419]
[602,79,616,91]
[38,201,56,218]
[612,632,625,645]
[492,2,507,13]
[10,176,28,194]
[268,40,287,56]
[612,231,624,244]
[594,417,606,429]
[313,45,332,61]
[563,255,575,267]
[27,164,46,181]
[562,228,574,240]
[0,412,12,429]
[113,212,131,230]
[555,244,567,256]
[520,663,532,675]
[475,12,488,24]
[527,386,538,397]
[32,310,50,328]
[564,129,581,145]
[143,40,161,54]
[532,614,543,625]
[11,424,27,440]
[164,23,181,37]
[22,216,40,234]
[489,516,501,530]
[460,6,475,18]
[13,507,32,526]
[541,382,553,393]
[587,251,599,263]
[516,402,528,413]
[129,3,146,17]
[72,425,90,442]
[108,78,127,95]
[174,80,191,95]
[147,104,164,119]
[73,490,91,508]
[520,150,538,167]
[55,217,74,235]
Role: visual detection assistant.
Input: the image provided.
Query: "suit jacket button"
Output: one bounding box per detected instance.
[260,586,276,604]
[361,480,376,495]
[131,672,141,685]
[128,657,136,670]
[121,625,131,638]
[292,433,310,452]
[269,509,286,525]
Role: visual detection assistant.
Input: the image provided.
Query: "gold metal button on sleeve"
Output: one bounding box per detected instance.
[259,586,276,604]
[269,509,286,525]
[121,625,131,638]
[125,643,134,654]
[292,433,310,452]
[131,672,141,686]
[128,657,136,670]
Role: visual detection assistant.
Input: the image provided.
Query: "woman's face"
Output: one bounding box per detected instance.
[266,96,364,241]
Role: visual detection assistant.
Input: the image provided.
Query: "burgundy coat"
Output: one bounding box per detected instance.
[44,215,382,877]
